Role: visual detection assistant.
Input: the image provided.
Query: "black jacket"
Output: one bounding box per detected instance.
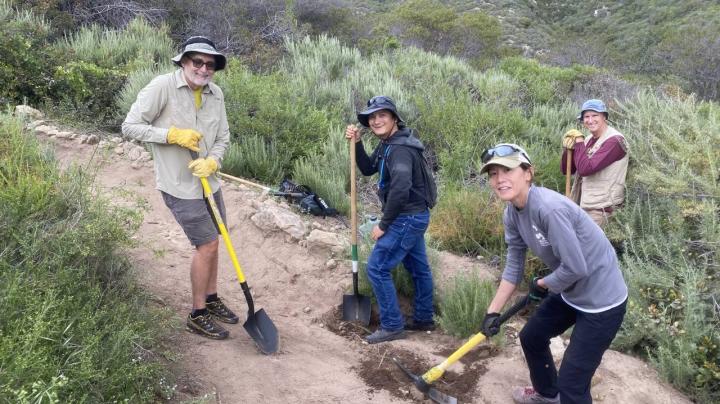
[355,127,430,231]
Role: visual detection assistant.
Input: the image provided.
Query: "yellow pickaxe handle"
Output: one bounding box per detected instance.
[198,175,246,283]
[421,294,531,384]
[422,332,488,383]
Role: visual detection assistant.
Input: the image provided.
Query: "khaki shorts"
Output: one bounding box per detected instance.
[161,189,227,246]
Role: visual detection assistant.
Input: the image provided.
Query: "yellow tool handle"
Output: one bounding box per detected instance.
[422,332,487,383]
[199,176,246,283]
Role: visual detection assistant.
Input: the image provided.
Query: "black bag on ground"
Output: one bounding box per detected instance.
[277,178,337,217]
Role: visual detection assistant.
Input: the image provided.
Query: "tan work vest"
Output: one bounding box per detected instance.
[576,126,629,210]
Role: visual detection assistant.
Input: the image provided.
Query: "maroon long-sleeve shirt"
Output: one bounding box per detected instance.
[561,135,627,176]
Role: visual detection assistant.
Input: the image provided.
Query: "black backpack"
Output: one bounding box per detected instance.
[418,149,438,209]
[276,179,337,217]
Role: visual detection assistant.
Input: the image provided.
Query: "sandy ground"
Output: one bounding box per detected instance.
[48,134,693,404]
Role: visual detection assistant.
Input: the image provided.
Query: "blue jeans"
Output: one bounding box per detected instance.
[366,211,433,331]
[519,293,626,404]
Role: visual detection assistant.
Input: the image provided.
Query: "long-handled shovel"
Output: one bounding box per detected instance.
[565,148,573,197]
[191,152,279,354]
[341,137,371,325]
[394,294,531,404]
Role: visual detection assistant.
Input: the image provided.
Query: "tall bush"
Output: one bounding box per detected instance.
[223,135,288,185]
[0,1,60,106]
[291,126,349,214]
[0,113,171,402]
[608,93,720,402]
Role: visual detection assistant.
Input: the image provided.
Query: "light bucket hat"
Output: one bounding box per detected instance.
[357,95,405,128]
[577,99,608,120]
[479,143,532,175]
[171,36,227,71]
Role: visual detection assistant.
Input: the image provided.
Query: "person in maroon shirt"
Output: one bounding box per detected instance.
[561,99,629,227]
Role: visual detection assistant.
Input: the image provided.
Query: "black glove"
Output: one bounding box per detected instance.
[481,312,501,337]
[529,277,549,302]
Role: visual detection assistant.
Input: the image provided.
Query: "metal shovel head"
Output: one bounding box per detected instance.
[342,293,371,325]
[243,308,279,355]
[392,358,457,404]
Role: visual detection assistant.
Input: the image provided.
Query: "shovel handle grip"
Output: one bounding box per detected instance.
[422,294,530,384]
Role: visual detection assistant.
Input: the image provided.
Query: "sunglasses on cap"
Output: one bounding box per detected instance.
[189,57,216,71]
[367,95,394,107]
[480,144,532,164]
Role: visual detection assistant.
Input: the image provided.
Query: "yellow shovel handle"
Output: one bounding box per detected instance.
[199,176,246,283]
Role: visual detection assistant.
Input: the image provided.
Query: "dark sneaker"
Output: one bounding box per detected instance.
[511,386,560,404]
[186,313,229,340]
[405,319,436,331]
[206,298,239,324]
[365,328,406,344]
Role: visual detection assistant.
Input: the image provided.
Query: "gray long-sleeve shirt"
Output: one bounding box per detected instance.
[502,186,627,312]
[122,69,230,199]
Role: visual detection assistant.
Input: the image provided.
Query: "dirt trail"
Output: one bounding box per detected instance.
[47,132,693,404]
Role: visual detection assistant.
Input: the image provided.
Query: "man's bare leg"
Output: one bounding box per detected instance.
[191,239,219,309]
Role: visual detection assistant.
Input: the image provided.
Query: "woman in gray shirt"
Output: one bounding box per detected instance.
[478,143,627,404]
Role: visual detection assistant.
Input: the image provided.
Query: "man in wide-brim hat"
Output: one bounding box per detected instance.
[122,36,238,340]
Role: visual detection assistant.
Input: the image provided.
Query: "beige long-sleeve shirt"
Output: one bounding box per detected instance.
[122,69,230,199]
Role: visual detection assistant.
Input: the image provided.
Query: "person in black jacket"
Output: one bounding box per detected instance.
[345,95,435,344]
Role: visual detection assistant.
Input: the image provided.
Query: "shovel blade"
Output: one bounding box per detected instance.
[243,308,279,355]
[342,293,371,325]
[428,388,457,404]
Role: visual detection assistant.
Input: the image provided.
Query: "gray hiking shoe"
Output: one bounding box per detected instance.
[186,313,229,340]
[365,328,406,344]
[511,386,560,404]
[206,298,239,324]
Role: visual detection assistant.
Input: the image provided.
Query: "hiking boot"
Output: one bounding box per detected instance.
[206,298,239,324]
[365,328,406,344]
[186,313,229,340]
[405,319,436,331]
[511,386,560,404]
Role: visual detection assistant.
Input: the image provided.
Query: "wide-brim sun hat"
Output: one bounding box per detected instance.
[171,36,227,71]
[479,143,532,175]
[577,99,608,120]
[357,95,404,128]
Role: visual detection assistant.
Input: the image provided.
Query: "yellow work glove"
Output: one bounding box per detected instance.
[167,126,202,152]
[188,157,218,178]
[562,129,585,150]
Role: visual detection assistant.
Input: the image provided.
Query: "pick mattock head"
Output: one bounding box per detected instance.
[392,357,457,404]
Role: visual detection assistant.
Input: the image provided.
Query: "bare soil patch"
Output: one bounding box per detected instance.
[44,129,694,404]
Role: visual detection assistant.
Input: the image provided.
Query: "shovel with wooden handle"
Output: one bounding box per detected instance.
[341,134,371,325]
[394,294,531,404]
[565,148,573,197]
[190,151,279,354]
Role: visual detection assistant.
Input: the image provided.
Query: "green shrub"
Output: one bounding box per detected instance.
[48,61,126,126]
[0,113,171,402]
[607,92,720,401]
[215,59,334,163]
[59,18,173,70]
[0,2,61,106]
[222,135,288,185]
[383,0,502,65]
[116,63,175,117]
[291,126,349,214]
[428,185,505,256]
[436,272,497,338]
[498,57,587,105]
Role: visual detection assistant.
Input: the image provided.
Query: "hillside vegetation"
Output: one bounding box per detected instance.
[1,0,719,402]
